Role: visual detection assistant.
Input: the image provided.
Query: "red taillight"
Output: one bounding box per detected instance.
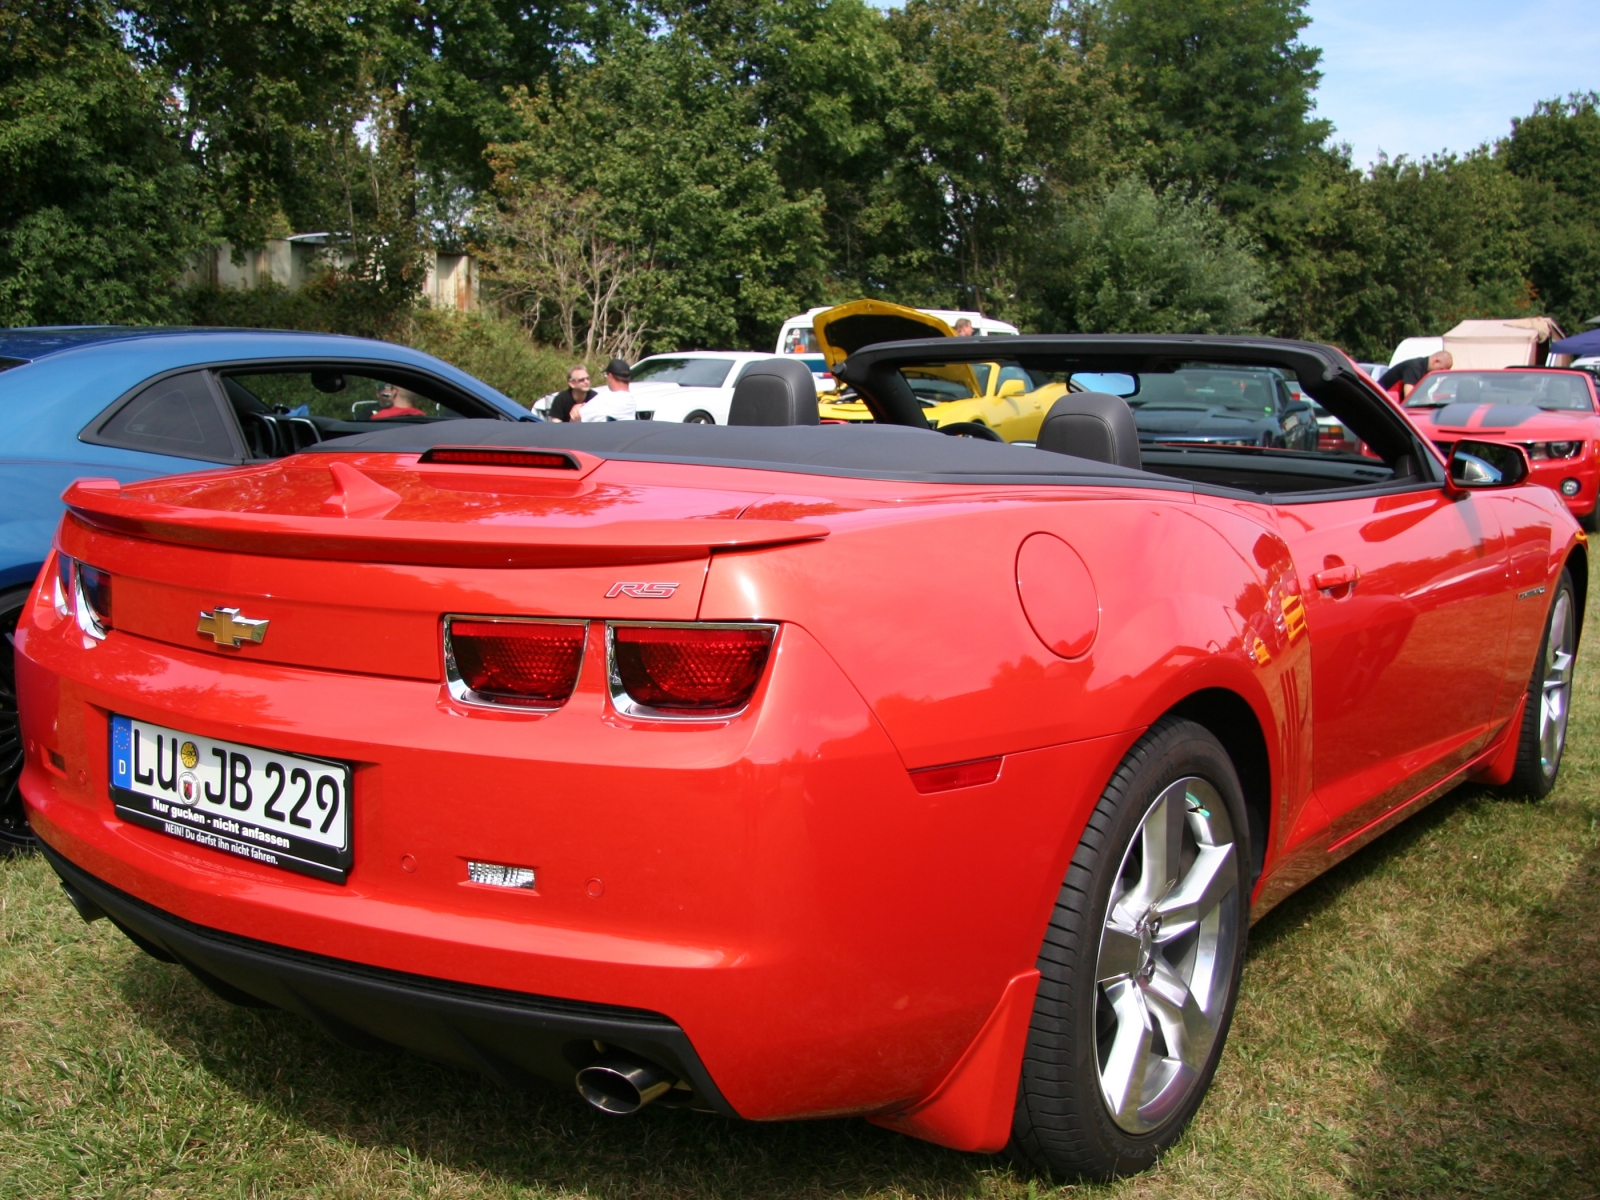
[610,624,775,715]
[57,555,112,637]
[447,619,586,708]
[79,564,113,628]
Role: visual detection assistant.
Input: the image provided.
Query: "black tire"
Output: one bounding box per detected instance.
[1009,717,1249,1180]
[0,583,37,854]
[683,410,715,425]
[1580,511,1597,534]
[1503,568,1578,798]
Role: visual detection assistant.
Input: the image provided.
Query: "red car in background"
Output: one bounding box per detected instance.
[15,336,1585,1181]
[1403,368,1600,527]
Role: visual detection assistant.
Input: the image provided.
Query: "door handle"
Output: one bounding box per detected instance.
[1310,565,1360,592]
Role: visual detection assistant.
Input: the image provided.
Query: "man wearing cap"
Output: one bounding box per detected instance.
[574,358,636,422]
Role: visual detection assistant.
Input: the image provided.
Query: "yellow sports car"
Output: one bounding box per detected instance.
[809,301,1066,441]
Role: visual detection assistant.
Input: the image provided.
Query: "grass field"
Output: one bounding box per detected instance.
[5,592,1600,1199]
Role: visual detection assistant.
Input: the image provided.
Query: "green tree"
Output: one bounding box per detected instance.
[1026,177,1266,333]
[1087,0,1329,209]
[872,0,1131,317]
[0,0,205,325]
[491,32,827,352]
[1253,147,1533,359]
[1501,93,1600,333]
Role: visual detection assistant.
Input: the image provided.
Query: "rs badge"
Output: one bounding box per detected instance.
[605,582,680,599]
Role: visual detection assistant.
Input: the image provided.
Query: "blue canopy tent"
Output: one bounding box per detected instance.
[1553,327,1600,357]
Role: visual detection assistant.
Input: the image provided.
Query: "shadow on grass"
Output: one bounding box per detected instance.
[1247,783,1488,955]
[112,954,1002,1198]
[1341,839,1600,1199]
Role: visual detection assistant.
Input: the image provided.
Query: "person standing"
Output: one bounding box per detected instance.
[545,366,597,422]
[575,359,636,421]
[1379,350,1453,401]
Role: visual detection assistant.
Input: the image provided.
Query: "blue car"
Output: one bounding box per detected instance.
[0,326,535,849]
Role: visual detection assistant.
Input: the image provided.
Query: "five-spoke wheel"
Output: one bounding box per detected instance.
[1507,568,1579,797]
[1010,717,1249,1180]
[1095,776,1240,1132]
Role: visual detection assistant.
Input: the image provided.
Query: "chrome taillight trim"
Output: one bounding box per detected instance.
[58,554,109,640]
[441,614,589,712]
[605,621,779,721]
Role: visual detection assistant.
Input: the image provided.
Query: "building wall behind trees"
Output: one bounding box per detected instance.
[2,0,1596,361]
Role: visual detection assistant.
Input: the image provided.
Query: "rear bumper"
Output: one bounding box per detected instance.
[42,840,735,1114]
[17,569,1119,1122]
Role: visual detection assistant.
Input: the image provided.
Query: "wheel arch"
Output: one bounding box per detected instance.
[1565,539,1587,638]
[1164,687,1272,888]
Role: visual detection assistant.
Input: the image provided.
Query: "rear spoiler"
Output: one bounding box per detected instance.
[63,477,828,569]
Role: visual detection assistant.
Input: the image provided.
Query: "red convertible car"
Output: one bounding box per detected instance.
[15,336,1583,1180]
[1403,367,1600,527]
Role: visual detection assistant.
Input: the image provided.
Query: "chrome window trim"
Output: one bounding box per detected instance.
[441,614,589,712]
[606,621,779,722]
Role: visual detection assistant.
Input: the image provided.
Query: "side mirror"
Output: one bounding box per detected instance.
[1448,439,1529,490]
[998,378,1027,398]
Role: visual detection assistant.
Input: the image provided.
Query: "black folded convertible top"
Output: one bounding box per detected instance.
[307,419,1190,489]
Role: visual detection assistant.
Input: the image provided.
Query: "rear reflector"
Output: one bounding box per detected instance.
[909,757,1002,794]
[420,447,579,470]
[610,624,775,716]
[446,619,587,708]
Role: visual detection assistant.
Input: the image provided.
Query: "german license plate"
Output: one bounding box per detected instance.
[109,715,352,883]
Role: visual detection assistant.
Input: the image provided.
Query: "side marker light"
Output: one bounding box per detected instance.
[909,757,1003,794]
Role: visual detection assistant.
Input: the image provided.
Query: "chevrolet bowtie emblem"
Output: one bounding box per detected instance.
[197,607,270,647]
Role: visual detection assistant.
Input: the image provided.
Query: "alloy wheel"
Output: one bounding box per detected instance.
[1539,590,1575,779]
[1094,776,1240,1133]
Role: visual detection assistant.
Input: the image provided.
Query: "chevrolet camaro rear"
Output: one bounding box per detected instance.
[17,335,1582,1181]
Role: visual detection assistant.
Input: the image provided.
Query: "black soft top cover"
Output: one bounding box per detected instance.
[307,419,1183,489]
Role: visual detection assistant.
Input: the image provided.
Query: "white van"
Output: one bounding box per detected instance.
[775,307,1018,354]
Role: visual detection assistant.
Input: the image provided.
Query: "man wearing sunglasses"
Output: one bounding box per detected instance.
[547,365,598,422]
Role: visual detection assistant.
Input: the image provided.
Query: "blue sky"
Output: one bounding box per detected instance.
[1306,0,1600,166]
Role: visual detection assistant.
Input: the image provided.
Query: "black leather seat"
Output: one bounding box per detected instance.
[728,359,820,426]
[1036,392,1142,469]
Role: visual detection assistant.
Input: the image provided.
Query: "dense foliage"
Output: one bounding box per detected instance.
[1,0,1595,359]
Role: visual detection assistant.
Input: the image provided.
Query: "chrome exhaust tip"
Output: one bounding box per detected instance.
[576,1055,676,1114]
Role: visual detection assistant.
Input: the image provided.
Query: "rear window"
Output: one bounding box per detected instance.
[630,358,734,388]
[1405,371,1595,412]
[86,371,239,462]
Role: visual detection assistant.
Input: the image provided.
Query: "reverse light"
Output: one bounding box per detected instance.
[608,622,776,718]
[444,617,586,709]
[55,555,112,639]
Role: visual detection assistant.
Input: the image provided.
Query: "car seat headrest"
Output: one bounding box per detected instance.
[728,358,819,426]
[1036,392,1142,470]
